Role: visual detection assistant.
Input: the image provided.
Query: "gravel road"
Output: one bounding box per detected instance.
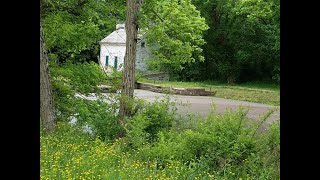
[76,89,280,132]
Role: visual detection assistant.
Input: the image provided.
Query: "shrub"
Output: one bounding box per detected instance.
[104,69,144,93]
[131,107,279,179]
[125,97,177,148]
[62,61,106,94]
[49,60,106,122]
[74,95,122,142]
[105,69,123,92]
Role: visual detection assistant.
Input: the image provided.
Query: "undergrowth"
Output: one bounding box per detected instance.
[41,96,279,179]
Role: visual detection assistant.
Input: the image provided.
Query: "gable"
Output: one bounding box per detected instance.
[100,28,126,44]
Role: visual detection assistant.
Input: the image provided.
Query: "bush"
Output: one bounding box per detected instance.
[125,97,177,148]
[49,60,106,122]
[105,69,123,92]
[62,61,106,94]
[194,108,257,167]
[74,95,122,142]
[104,69,144,92]
[130,107,279,179]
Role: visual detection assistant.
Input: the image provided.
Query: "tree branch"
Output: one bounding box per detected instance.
[152,9,164,22]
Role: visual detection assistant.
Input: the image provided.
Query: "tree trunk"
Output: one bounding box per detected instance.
[118,0,141,136]
[40,23,56,133]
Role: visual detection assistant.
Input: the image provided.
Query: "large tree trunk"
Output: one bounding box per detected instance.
[118,0,141,136]
[40,23,56,133]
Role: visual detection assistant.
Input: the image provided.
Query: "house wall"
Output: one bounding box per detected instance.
[136,40,151,72]
[100,43,126,73]
[99,40,151,73]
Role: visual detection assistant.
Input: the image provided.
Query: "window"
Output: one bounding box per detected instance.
[106,56,109,66]
[114,56,118,69]
[141,42,145,48]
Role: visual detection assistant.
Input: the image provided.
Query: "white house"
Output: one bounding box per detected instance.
[99,23,150,73]
[99,24,126,73]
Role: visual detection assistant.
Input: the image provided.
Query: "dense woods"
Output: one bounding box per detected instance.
[187,0,280,83]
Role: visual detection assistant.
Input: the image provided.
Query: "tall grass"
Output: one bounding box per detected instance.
[41,123,215,180]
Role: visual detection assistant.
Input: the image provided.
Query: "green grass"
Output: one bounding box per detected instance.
[138,79,280,106]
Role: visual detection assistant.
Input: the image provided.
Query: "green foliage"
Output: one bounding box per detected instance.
[75,96,122,142]
[130,107,279,179]
[41,122,215,179]
[49,60,106,121]
[126,97,177,148]
[103,69,143,93]
[183,0,280,83]
[195,109,256,167]
[139,0,208,74]
[125,112,150,149]
[42,11,101,62]
[105,70,123,92]
[41,101,279,179]
[64,61,106,94]
[49,60,122,142]
[41,0,280,178]
[50,61,106,95]
[41,0,126,63]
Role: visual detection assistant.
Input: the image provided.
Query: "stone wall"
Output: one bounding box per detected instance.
[136,83,216,96]
[136,40,151,72]
[142,72,170,81]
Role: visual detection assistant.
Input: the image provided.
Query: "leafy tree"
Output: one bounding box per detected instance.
[190,0,280,83]
[139,0,209,76]
[41,0,126,64]
[118,0,207,133]
[49,60,106,122]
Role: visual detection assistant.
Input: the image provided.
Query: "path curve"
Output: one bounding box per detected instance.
[134,89,280,131]
[77,89,280,132]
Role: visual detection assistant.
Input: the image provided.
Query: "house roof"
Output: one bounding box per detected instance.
[100,24,126,44]
[100,23,146,45]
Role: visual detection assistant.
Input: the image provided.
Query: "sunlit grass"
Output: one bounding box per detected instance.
[40,123,215,180]
[138,79,280,106]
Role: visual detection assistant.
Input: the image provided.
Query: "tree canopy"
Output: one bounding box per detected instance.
[139,0,209,75]
[42,0,280,83]
[41,0,126,64]
[187,0,280,83]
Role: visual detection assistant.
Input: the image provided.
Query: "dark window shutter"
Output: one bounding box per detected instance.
[114,56,118,69]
